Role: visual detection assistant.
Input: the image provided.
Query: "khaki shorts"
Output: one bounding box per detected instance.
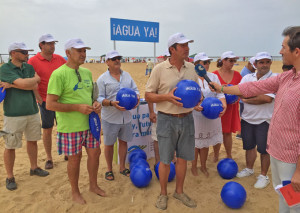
[3,113,41,149]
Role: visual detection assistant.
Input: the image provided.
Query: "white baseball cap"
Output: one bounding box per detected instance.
[8,42,34,53]
[163,50,170,57]
[249,56,256,69]
[194,52,212,62]
[39,34,58,43]
[105,50,122,61]
[255,52,272,61]
[64,38,91,51]
[221,51,239,60]
[168,33,194,48]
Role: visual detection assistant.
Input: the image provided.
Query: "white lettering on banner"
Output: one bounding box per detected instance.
[113,24,157,38]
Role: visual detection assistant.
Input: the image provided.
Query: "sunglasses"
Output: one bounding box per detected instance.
[73,69,83,91]
[227,59,237,63]
[110,56,122,61]
[203,60,211,65]
[14,50,29,55]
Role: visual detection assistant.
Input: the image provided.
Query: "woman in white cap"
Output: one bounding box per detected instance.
[191,52,227,177]
[213,51,242,159]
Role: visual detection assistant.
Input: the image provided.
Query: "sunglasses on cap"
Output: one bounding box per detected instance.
[110,56,122,61]
[227,58,237,63]
[14,50,29,55]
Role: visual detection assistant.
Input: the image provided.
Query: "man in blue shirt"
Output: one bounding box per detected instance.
[97,50,139,181]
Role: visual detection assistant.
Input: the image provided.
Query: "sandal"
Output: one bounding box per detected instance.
[120,168,130,177]
[105,171,114,181]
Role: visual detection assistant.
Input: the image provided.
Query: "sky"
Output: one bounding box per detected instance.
[0,0,299,58]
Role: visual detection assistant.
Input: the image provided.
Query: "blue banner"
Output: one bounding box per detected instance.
[110,18,159,43]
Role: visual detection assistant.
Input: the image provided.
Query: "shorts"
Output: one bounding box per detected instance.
[151,122,157,141]
[3,113,41,149]
[38,101,56,129]
[57,129,100,156]
[239,102,244,116]
[101,119,133,146]
[157,112,195,164]
[241,120,269,154]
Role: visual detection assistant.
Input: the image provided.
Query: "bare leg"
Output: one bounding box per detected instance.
[154,140,160,165]
[27,141,38,170]
[67,152,86,204]
[260,153,270,176]
[104,144,114,180]
[42,128,53,161]
[246,148,257,169]
[191,148,199,176]
[4,149,15,178]
[159,162,170,195]
[175,158,187,194]
[118,139,128,174]
[223,133,233,158]
[199,147,209,177]
[213,143,221,163]
[86,147,106,197]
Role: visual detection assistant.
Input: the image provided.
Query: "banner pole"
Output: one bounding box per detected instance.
[114,40,116,50]
[154,43,156,63]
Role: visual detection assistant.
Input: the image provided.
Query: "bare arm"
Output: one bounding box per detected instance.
[219,97,227,117]
[46,94,94,115]
[242,95,273,105]
[291,157,300,192]
[145,88,182,107]
[148,102,156,123]
[33,88,43,105]
[209,82,242,95]
[12,73,40,90]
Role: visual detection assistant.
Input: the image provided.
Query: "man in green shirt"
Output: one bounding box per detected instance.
[47,38,104,204]
[0,42,49,191]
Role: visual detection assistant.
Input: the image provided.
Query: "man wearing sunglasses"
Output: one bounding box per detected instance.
[0,42,49,191]
[97,50,139,181]
[28,34,66,170]
[46,38,104,204]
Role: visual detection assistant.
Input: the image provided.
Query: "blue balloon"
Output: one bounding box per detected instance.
[217,158,238,179]
[154,161,176,182]
[221,181,247,209]
[201,97,223,119]
[225,84,239,104]
[128,148,147,164]
[0,87,6,103]
[130,158,150,171]
[89,112,101,141]
[116,88,138,110]
[174,80,201,108]
[130,164,152,188]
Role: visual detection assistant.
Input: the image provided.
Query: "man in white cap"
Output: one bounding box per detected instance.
[0,42,49,191]
[236,52,277,189]
[28,34,66,169]
[145,33,200,210]
[236,56,257,139]
[96,50,139,181]
[46,38,104,204]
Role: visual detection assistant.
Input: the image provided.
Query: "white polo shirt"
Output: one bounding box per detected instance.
[240,71,277,125]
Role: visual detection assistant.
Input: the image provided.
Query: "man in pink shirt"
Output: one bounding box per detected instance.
[28,34,66,169]
[210,26,300,213]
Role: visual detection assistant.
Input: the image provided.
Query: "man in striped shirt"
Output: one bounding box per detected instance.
[210,26,300,213]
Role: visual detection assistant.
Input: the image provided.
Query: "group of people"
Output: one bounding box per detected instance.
[0,26,299,212]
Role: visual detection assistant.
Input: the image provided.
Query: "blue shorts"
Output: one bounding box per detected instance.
[38,101,55,129]
[101,119,133,146]
[241,120,269,154]
[156,112,195,164]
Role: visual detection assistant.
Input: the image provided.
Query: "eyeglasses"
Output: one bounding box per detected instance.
[110,56,122,61]
[73,69,83,91]
[203,60,211,65]
[227,59,237,63]
[14,50,29,55]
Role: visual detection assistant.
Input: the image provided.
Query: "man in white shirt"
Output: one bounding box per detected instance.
[236,52,277,189]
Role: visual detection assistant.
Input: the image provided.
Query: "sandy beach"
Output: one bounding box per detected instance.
[0,61,284,212]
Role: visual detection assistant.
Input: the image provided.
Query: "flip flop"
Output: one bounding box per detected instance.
[120,168,130,177]
[105,171,114,181]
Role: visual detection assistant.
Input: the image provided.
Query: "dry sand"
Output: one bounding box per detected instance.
[0,61,284,212]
